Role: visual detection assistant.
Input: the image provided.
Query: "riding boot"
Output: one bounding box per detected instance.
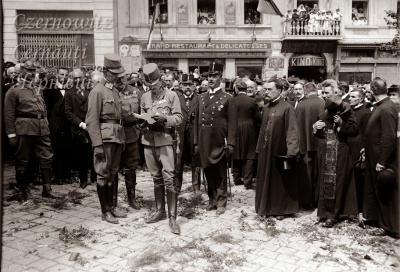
[146,184,166,223]
[125,170,140,209]
[109,174,127,218]
[79,170,88,189]
[97,183,118,224]
[167,190,180,235]
[16,170,30,201]
[41,168,63,198]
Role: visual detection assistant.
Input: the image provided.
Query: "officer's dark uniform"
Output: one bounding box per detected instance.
[118,81,142,210]
[193,62,238,214]
[86,53,126,224]
[4,61,62,200]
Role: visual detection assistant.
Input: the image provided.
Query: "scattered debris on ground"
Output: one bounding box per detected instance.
[58,225,97,247]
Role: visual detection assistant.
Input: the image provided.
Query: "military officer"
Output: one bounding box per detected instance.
[175,73,201,194]
[86,53,126,224]
[193,61,238,215]
[140,63,183,235]
[4,60,62,201]
[115,71,142,210]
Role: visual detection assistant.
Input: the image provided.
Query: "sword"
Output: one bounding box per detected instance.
[225,138,232,201]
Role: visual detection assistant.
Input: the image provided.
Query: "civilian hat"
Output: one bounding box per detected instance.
[377,165,397,188]
[388,84,400,94]
[325,95,351,115]
[21,59,38,70]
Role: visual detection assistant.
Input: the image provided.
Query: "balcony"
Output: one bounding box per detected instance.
[283,20,343,40]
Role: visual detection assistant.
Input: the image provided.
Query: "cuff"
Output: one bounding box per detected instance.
[8,134,16,138]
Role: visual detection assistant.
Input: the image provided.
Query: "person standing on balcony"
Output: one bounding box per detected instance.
[291,9,299,35]
[332,8,343,35]
[315,11,323,35]
[308,10,316,35]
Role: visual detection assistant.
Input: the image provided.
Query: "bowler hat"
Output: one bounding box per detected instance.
[21,60,38,70]
[208,61,224,75]
[181,73,194,84]
[388,84,400,94]
[325,95,351,115]
[377,165,397,188]
[104,53,125,74]
[143,63,160,86]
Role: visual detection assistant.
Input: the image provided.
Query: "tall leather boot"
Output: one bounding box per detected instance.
[167,190,180,235]
[97,183,118,224]
[16,170,30,201]
[41,168,63,199]
[146,184,166,223]
[109,174,127,218]
[125,170,140,210]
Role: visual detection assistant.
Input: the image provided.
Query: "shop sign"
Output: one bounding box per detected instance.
[177,1,188,25]
[289,56,325,67]
[143,51,270,58]
[146,42,271,50]
[225,1,236,25]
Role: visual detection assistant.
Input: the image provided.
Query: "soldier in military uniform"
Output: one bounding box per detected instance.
[86,53,126,224]
[115,71,141,210]
[175,73,201,194]
[4,60,62,201]
[193,62,238,215]
[140,63,183,235]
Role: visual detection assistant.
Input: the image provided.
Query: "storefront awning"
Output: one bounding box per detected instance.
[281,40,337,53]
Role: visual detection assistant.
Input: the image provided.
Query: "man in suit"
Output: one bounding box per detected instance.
[44,67,72,185]
[231,79,259,189]
[295,82,325,208]
[363,78,399,236]
[194,61,238,215]
[175,73,201,193]
[65,69,97,189]
[140,63,183,235]
[86,53,126,224]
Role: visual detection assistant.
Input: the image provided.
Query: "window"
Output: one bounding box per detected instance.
[339,72,371,84]
[149,0,168,24]
[198,0,216,25]
[147,58,178,72]
[236,59,264,80]
[352,1,368,25]
[189,59,223,74]
[341,49,374,58]
[244,0,261,24]
[297,1,319,11]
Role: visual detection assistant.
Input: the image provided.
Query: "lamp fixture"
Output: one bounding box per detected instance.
[207,30,212,48]
[251,31,257,47]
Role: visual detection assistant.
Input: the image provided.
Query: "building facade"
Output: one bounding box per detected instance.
[3,0,115,69]
[116,0,400,85]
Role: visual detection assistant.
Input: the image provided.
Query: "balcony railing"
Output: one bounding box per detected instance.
[283,19,342,37]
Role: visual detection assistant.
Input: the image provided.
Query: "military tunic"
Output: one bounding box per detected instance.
[140,87,182,191]
[194,88,238,208]
[119,85,141,171]
[4,81,53,170]
[86,79,125,185]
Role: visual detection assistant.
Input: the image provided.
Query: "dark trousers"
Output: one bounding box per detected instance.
[232,159,255,186]
[15,135,53,171]
[203,156,228,208]
[93,142,123,186]
[120,141,140,171]
[298,151,318,207]
[74,142,96,182]
[51,137,72,181]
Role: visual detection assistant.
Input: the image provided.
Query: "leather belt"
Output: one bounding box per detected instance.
[149,125,174,135]
[16,113,45,119]
[123,121,138,127]
[100,119,122,125]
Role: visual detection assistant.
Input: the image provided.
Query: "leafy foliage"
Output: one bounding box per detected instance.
[380,10,400,56]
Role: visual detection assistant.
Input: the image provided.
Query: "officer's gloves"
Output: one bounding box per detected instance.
[9,136,18,147]
[225,145,234,159]
[94,145,105,160]
[194,145,199,154]
[79,122,87,130]
[151,115,167,123]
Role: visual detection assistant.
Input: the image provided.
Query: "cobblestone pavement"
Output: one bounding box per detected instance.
[1,164,400,272]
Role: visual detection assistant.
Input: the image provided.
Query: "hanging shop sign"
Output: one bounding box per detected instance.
[289,54,325,67]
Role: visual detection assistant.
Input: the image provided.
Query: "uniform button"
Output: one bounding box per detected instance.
[202,124,204,126]
[212,112,214,114]
[210,124,213,126]
[213,106,215,108]
[202,118,204,120]
[211,118,213,120]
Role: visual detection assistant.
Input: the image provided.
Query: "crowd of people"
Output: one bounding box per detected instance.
[283,4,343,35]
[2,55,399,237]
[197,7,216,24]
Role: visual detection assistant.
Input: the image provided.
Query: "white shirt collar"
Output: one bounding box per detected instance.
[209,87,221,94]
